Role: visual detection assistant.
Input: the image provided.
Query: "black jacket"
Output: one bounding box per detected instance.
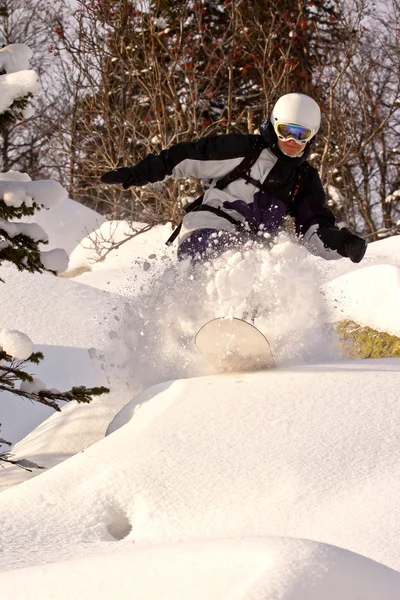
[101,122,367,262]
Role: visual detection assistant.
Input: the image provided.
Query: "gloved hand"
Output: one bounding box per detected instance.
[100,167,136,189]
[342,228,368,263]
[318,226,367,263]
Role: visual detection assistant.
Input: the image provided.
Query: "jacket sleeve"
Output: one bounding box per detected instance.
[291,167,336,236]
[292,167,345,261]
[123,133,260,185]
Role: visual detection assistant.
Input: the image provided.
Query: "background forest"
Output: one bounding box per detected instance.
[1,0,400,241]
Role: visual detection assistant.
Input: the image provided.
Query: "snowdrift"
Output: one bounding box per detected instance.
[1,360,400,573]
[1,537,399,600]
[27,197,106,254]
[324,264,400,337]
[67,220,174,291]
[1,205,400,598]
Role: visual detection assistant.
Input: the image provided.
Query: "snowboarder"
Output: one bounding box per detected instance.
[100,93,367,264]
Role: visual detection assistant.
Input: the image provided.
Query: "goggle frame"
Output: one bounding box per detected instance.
[274,121,314,145]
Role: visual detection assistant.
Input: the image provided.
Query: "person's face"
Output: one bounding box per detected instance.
[277,138,305,157]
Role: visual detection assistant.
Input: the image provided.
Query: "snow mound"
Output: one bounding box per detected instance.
[26,198,105,254]
[67,220,174,290]
[0,265,124,348]
[1,359,400,572]
[0,537,398,600]
[324,264,400,336]
[1,225,400,596]
[366,235,400,265]
[39,248,69,274]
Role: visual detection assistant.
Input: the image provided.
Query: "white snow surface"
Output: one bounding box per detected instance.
[0,44,33,74]
[0,329,32,360]
[1,537,400,600]
[324,264,400,336]
[67,219,174,290]
[28,197,106,254]
[0,69,39,115]
[0,201,400,598]
[39,247,69,274]
[0,178,68,209]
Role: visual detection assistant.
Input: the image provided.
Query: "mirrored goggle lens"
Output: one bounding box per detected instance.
[276,123,312,142]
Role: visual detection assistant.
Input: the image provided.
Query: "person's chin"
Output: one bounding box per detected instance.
[284,148,301,157]
[278,142,303,156]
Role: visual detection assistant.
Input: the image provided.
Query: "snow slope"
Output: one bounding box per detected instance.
[1,538,399,600]
[1,360,400,597]
[26,197,106,254]
[1,198,400,598]
[324,264,400,336]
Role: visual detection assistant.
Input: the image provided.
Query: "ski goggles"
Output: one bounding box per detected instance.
[274,122,314,145]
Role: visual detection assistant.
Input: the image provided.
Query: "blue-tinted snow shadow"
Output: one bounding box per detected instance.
[0,343,107,446]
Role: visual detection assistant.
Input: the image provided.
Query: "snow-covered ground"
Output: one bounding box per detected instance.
[1,199,400,599]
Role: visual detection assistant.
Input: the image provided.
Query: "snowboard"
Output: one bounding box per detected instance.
[195,317,275,373]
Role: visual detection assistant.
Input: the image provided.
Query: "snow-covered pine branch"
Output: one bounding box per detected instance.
[0,44,38,126]
[0,45,69,276]
[0,328,109,467]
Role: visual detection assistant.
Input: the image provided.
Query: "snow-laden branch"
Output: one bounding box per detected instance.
[0,178,68,209]
[0,218,48,242]
[0,71,39,115]
[0,329,33,360]
[0,44,33,74]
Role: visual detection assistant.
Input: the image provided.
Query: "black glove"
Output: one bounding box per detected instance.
[318,226,367,263]
[100,167,136,189]
[342,229,368,263]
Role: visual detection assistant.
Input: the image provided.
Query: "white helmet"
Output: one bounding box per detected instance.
[271,93,321,138]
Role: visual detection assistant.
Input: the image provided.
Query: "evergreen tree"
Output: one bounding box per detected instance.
[0,43,109,466]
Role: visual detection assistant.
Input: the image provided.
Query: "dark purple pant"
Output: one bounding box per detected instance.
[178,228,250,261]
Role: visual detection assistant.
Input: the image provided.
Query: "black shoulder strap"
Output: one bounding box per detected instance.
[240,161,308,203]
[214,138,265,191]
[166,138,265,246]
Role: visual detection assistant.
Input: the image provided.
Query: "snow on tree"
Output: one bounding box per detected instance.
[0,43,109,467]
[0,44,69,277]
